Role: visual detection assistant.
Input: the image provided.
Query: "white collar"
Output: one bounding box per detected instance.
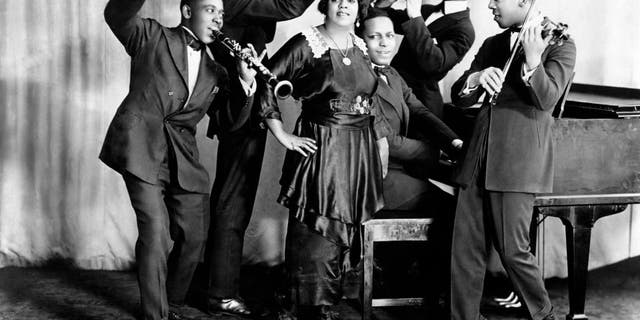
[180,26,199,40]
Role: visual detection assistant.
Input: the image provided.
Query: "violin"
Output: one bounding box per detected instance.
[541,17,570,46]
[488,6,571,106]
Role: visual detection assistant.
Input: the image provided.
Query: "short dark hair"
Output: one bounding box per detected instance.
[355,7,390,37]
[317,0,371,22]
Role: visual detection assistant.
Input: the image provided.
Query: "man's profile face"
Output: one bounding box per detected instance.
[182,0,224,44]
[488,0,527,29]
[362,17,396,66]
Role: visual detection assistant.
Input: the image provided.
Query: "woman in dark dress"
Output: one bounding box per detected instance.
[259,0,381,319]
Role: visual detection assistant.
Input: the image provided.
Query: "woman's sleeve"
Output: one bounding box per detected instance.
[259,33,310,121]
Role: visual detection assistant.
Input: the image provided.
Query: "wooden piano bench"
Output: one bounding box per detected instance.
[362,217,433,320]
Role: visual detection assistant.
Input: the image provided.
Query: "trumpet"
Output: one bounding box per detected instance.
[211,29,293,99]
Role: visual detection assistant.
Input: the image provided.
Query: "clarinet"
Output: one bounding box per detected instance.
[211,29,293,99]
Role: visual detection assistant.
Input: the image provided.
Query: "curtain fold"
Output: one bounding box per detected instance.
[0,0,149,269]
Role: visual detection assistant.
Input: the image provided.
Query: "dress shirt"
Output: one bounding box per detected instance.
[182,26,203,106]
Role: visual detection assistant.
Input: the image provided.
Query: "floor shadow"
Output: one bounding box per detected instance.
[0,259,138,319]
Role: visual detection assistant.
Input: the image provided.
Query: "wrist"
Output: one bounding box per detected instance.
[525,56,541,72]
[407,9,421,19]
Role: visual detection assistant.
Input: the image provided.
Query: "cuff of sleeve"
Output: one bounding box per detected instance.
[459,72,480,96]
[521,63,538,86]
[460,80,478,96]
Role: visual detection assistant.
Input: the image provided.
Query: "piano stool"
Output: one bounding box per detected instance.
[362,217,433,320]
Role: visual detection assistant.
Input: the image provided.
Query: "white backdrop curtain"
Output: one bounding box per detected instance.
[1,0,639,278]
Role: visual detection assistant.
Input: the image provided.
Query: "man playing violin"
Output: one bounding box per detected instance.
[448,0,576,319]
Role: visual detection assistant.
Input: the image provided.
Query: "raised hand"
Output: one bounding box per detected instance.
[521,19,551,72]
[236,43,267,85]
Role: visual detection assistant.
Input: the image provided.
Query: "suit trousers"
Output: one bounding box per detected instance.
[205,127,267,299]
[123,157,208,320]
[450,180,552,320]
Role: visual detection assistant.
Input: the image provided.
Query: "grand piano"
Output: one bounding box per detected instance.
[531,83,640,320]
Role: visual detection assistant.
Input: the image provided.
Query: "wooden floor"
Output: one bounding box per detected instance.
[1,256,640,320]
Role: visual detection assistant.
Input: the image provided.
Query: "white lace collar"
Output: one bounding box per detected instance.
[301,26,368,59]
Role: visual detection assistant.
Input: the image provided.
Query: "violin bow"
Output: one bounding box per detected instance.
[489,0,538,106]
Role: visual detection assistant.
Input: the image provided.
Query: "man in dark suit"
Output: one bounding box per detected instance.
[199,0,314,316]
[361,8,463,210]
[359,8,463,315]
[373,0,473,179]
[99,0,257,319]
[449,0,576,319]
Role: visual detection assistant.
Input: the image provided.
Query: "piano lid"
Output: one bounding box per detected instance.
[562,84,640,119]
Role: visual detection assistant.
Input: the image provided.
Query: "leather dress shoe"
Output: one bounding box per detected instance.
[208,297,252,316]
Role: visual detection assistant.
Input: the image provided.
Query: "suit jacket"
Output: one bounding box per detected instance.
[451,29,576,193]
[388,6,475,118]
[372,66,459,167]
[99,0,251,193]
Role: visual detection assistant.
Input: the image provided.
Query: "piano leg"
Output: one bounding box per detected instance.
[561,209,590,320]
[538,205,627,320]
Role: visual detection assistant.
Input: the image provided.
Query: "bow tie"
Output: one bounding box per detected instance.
[187,37,204,51]
[421,3,445,18]
[185,31,204,51]
[509,26,522,33]
[374,65,391,77]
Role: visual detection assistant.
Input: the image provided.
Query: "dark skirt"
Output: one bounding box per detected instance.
[278,113,385,249]
[285,219,362,307]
